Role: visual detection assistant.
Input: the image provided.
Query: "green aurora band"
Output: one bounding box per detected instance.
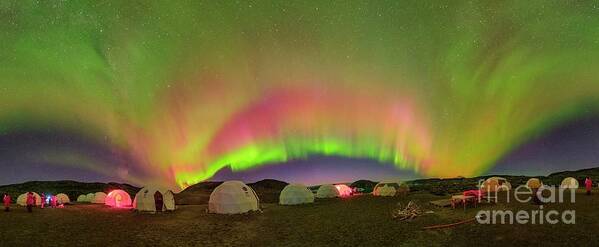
[1,1,599,188]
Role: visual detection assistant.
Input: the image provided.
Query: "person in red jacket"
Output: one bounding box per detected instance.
[585,177,593,195]
[40,193,45,209]
[3,193,10,212]
[50,195,57,208]
[26,192,35,213]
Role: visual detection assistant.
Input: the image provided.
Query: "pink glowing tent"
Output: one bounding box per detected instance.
[105,190,132,208]
[335,184,353,197]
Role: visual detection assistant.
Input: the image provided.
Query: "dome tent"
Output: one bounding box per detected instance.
[526,178,543,189]
[209,181,259,214]
[105,190,132,208]
[92,192,107,204]
[480,177,512,192]
[134,185,176,213]
[76,194,89,202]
[373,181,401,196]
[85,193,95,202]
[279,184,314,205]
[373,184,396,197]
[16,192,42,206]
[335,184,353,197]
[55,193,70,204]
[560,177,579,189]
[316,184,339,198]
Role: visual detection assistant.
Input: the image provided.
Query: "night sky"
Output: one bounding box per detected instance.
[1,1,599,189]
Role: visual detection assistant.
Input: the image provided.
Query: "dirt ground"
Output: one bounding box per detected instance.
[1,191,598,247]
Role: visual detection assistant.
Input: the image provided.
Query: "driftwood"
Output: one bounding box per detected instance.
[392,201,423,221]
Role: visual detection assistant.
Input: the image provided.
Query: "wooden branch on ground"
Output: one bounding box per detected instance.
[392,201,423,221]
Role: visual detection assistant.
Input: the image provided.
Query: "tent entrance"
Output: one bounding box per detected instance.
[115,194,122,207]
[154,191,163,211]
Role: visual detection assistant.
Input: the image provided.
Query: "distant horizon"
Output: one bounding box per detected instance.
[3,163,598,188]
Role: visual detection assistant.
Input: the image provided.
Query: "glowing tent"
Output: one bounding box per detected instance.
[480,177,512,192]
[76,195,89,202]
[105,190,132,208]
[279,184,315,205]
[316,184,339,198]
[134,186,176,213]
[92,192,107,204]
[208,181,259,214]
[85,193,95,202]
[560,177,579,189]
[16,192,42,206]
[55,193,70,204]
[373,181,401,196]
[526,178,543,189]
[335,184,353,197]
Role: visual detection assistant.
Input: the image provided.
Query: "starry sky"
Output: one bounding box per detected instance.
[1,1,599,189]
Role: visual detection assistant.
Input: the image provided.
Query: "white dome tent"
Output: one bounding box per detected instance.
[316,184,339,198]
[279,184,314,205]
[560,177,579,189]
[16,192,42,206]
[55,193,70,204]
[76,194,89,203]
[85,193,95,202]
[92,192,107,204]
[208,181,259,214]
[134,185,176,213]
[480,177,512,192]
[373,181,401,197]
[526,178,543,189]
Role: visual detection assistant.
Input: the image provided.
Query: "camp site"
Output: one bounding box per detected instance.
[2,1,599,246]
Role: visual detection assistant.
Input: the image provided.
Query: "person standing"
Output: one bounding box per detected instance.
[585,177,593,195]
[50,195,57,208]
[26,192,35,213]
[40,193,45,209]
[3,193,10,212]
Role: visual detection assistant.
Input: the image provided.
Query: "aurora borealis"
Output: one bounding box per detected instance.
[1,1,599,189]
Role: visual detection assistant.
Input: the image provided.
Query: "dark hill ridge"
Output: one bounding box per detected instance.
[174,181,222,205]
[174,179,289,205]
[248,179,288,203]
[548,167,599,178]
[350,180,378,193]
[249,179,288,190]
[0,180,140,202]
[407,167,599,195]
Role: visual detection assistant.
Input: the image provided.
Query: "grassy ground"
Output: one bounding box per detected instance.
[1,190,597,247]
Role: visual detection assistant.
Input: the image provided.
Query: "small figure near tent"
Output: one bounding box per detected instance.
[40,193,45,209]
[50,195,58,208]
[3,193,11,212]
[585,177,593,195]
[26,192,35,213]
[526,178,543,205]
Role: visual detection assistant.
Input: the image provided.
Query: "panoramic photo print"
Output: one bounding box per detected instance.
[1,1,599,246]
